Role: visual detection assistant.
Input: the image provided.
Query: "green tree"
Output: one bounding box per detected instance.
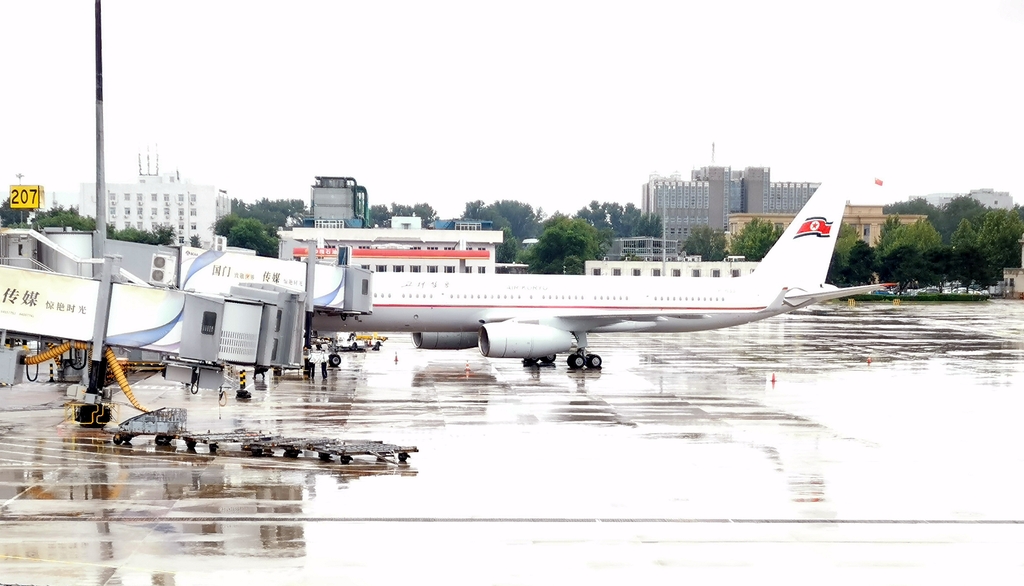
[948,218,995,286]
[876,216,941,256]
[108,224,176,246]
[575,201,611,231]
[214,214,241,238]
[632,213,662,238]
[232,198,307,228]
[935,197,988,243]
[226,217,278,257]
[845,240,877,285]
[463,200,543,242]
[32,205,96,231]
[729,218,783,261]
[0,195,25,227]
[876,244,927,292]
[522,215,604,274]
[190,235,202,248]
[495,226,519,264]
[875,215,905,256]
[827,223,863,285]
[977,209,1024,270]
[683,225,727,261]
[370,204,391,228]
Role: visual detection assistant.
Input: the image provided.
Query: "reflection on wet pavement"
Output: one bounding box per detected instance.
[3,301,1024,583]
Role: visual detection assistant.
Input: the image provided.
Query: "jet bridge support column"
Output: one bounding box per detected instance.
[85,256,118,401]
[303,244,316,350]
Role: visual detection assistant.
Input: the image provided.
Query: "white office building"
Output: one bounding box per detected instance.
[52,172,231,247]
[913,188,1013,210]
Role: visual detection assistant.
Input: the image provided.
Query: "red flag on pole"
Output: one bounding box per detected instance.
[874,178,884,186]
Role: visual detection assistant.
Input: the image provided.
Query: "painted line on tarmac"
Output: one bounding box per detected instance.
[2,516,1024,524]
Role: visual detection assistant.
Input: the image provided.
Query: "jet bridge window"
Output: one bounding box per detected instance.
[201,311,217,336]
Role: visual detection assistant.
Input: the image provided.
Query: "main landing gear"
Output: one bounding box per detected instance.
[566,350,601,370]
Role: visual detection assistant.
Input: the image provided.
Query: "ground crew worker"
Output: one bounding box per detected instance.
[303,346,315,379]
[314,344,328,379]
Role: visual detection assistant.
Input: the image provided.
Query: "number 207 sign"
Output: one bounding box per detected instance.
[9,185,45,209]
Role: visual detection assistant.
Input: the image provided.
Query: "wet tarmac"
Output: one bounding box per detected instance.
[3,301,1024,584]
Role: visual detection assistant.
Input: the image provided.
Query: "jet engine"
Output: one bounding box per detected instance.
[413,332,479,350]
[478,322,575,358]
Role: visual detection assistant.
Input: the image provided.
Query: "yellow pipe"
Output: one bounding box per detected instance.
[104,348,149,413]
[23,341,90,365]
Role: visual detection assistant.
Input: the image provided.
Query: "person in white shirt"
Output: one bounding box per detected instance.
[312,344,328,379]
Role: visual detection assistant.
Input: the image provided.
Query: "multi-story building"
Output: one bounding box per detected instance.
[52,171,230,247]
[913,188,1013,210]
[727,205,927,246]
[641,173,713,240]
[279,217,505,274]
[641,167,819,242]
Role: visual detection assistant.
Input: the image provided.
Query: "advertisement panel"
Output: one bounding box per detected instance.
[105,284,186,352]
[179,247,307,295]
[0,266,99,340]
[178,247,348,309]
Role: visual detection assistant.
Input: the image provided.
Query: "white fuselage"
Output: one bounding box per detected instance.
[312,272,789,335]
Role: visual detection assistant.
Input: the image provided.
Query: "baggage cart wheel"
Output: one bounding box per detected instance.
[340,455,353,465]
[398,452,410,463]
[112,434,123,445]
[328,354,341,367]
[318,452,332,462]
[208,443,218,454]
[185,439,197,450]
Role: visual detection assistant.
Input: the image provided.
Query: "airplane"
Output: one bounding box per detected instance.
[312,184,881,368]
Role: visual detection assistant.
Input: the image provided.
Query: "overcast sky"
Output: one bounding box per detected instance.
[2,1,1022,219]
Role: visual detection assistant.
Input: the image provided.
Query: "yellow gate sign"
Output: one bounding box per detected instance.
[9,185,45,209]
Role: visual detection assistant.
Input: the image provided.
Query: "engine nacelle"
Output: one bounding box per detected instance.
[478,322,575,358]
[413,332,479,350]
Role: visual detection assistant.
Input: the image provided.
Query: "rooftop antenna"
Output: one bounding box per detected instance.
[155,143,159,175]
[711,142,715,165]
[138,151,142,175]
[146,146,151,175]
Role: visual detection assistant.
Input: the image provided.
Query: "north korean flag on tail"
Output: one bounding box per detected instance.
[794,216,833,238]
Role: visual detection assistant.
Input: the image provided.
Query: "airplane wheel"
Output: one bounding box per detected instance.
[540,355,556,364]
[522,358,538,367]
[328,354,341,367]
[586,354,602,369]
[567,354,585,369]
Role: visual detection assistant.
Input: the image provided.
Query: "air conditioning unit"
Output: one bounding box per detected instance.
[149,253,177,287]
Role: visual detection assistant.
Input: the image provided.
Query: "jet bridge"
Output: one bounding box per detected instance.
[1,231,374,416]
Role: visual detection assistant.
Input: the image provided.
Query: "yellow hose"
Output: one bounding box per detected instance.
[23,341,90,365]
[104,348,149,413]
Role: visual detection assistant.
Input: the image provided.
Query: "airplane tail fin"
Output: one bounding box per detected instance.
[750,184,847,289]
